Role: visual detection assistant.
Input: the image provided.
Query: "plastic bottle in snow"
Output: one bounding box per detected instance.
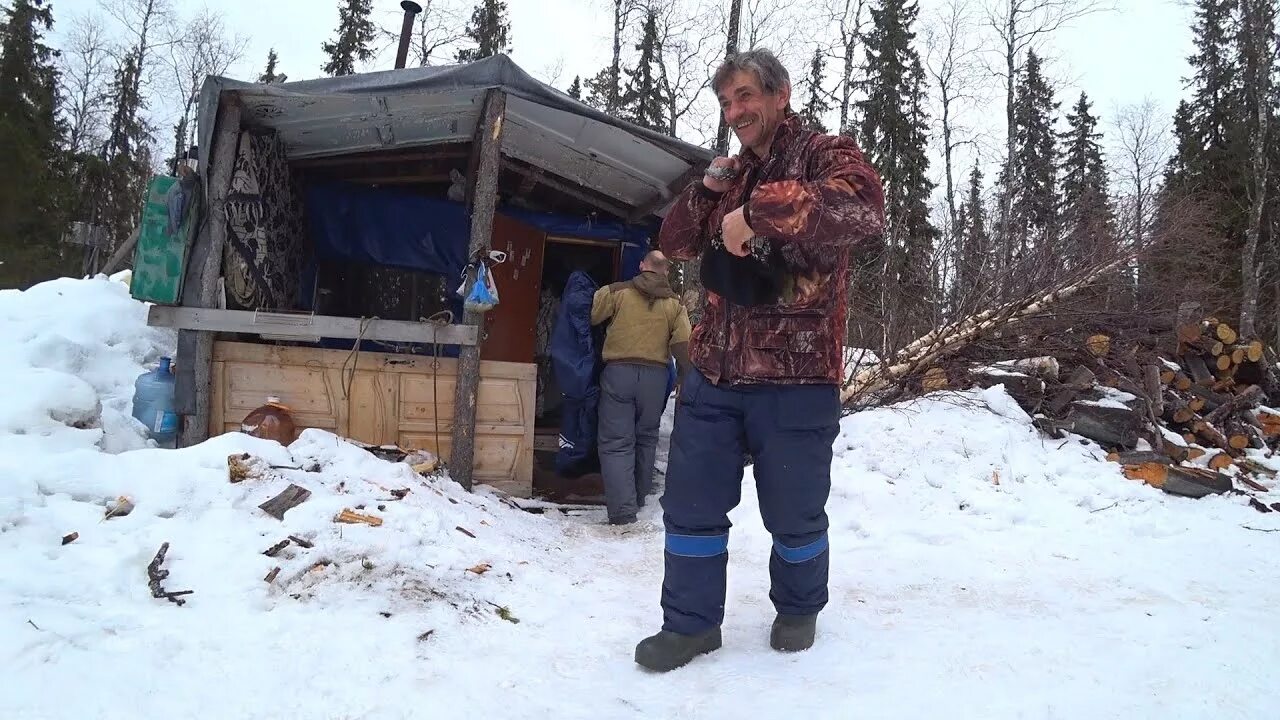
[241,396,297,445]
[132,357,178,448]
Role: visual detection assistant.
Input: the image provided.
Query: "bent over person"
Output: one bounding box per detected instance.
[591,251,692,525]
[634,48,885,672]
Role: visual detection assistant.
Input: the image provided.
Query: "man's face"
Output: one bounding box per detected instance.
[716,69,790,153]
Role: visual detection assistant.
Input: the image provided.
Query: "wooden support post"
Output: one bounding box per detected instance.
[450,89,506,491]
[179,95,241,447]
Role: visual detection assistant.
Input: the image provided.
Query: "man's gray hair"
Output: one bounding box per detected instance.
[712,48,790,96]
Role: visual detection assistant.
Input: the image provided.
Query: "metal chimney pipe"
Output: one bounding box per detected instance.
[395,1,423,69]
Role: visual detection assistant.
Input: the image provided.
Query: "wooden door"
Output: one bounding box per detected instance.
[480,213,545,363]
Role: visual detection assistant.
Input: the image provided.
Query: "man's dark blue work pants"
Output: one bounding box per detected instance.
[659,369,841,636]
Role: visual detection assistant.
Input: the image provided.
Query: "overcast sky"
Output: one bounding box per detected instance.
[51,0,1195,194]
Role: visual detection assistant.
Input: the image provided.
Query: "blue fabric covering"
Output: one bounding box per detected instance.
[305,181,470,280]
[304,180,659,282]
[551,270,605,476]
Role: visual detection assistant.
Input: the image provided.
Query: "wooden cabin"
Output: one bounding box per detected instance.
[143,55,710,498]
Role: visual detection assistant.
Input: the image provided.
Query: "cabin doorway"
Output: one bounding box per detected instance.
[532,236,620,503]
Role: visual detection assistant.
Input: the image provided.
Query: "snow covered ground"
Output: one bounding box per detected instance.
[3,276,1280,720]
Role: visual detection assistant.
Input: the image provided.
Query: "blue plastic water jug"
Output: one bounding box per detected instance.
[132,357,178,447]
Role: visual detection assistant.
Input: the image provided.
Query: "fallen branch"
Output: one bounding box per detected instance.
[841,251,1139,404]
[146,542,192,607]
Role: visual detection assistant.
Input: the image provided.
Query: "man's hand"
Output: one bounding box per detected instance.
[703,156,740,194]
[720,206,754,257]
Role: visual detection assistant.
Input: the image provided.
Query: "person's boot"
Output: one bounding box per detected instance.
[770,614,817,652]
[634,627,722,672]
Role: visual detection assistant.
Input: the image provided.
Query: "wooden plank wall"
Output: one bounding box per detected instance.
[211,341,534,497]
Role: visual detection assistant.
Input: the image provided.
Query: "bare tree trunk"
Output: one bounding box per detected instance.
[715,0,744,155]
[611,0,627,113]
[1000,6,1016,274]
[833,0,865,134]
[1239,0,1272,337]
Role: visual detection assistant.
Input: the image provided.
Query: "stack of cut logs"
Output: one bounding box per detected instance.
[949,315,1279,506]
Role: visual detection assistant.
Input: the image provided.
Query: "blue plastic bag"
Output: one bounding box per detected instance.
[457,261,500,312]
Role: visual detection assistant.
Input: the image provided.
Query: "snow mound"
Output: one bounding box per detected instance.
[0,276,176,453]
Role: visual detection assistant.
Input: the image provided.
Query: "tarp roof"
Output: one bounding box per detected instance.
[197,55,714,220]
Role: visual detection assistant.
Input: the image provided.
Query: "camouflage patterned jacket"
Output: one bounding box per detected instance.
[658,113,885,386]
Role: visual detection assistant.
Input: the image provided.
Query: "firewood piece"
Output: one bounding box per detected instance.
[1175,302,1203,343]
[61,532,78,545]
[922,367,949,392]
[1250,498,1273,513]
[1060,402,1141,449]
[1183,433,1198,444]
[1239,476,1269,493]
[1231,347,1247,365]
[1162,466,1233,498]
[1086,334,1111,357]
[1210,341,1225,356]
[1046,366,1097,415]
[264,567,281,583]
[146,542,192,606]
[1174,373,1193,391]
[1185,384,1230,411]
[258,484,312,521]
[1205,385,1264,425]
[994,356,1060,380]
[1182,353,1215,385]
[287,534,314,549]
[1164,392,1196,425]
[334,509,383,527]
[1187,397,1206,414]
[1142,366,1164,419]
[1207,452,1234,471]
[262,539,291,557]
[1123,462,1169,487]
[1160,369,1176,386]
[1161,441,1190,463]
[970,370,1045,413]
[455,525,477,538]
[1110,451,1173,466]
[1185,447,1206,461]
[1191,420,1236,455]
[1216,354,1233,372]
[1237,458,1277,478]
[1245,340,1264,363]
[1258,410,1280,438]
[1216,323,1238,344]
[1212,378,1237,392]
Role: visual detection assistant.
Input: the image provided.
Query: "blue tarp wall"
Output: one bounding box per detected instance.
[298,180,657,356]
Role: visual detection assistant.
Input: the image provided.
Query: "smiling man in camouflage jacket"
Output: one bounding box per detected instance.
[634,48,885,672]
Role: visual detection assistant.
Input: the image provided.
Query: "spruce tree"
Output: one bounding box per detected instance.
[456,0,511,63]
[617,8,667,133]
[322,0,376,77]
[1059,92,1113,267]
[857,0,936,335]
[567,75,582,100]
[956,164,988,295]
[0,0,69,287]
[1007,51,1060,261]
[259,49,287,84]
[1154,0,1252,315]
[798,48,830,134]
[98,50,152,254]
